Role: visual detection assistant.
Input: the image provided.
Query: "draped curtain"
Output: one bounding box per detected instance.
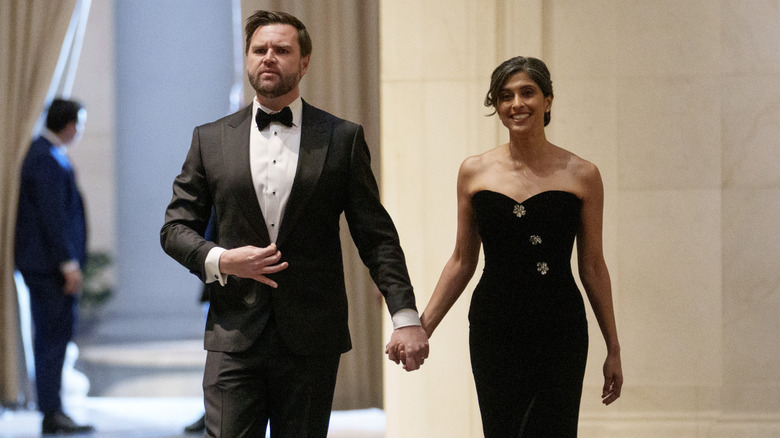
[241,0,383,409]
[0,0,88,406]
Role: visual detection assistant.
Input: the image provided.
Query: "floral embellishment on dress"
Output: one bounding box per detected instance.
[513,204,526,217]
[537,262,549,275]
[529,235,542,245]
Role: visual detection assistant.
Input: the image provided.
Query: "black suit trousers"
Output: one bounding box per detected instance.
[203,316,341,438]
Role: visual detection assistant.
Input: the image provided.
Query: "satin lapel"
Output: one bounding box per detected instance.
[276,101,329,247]
[224,105,271,244]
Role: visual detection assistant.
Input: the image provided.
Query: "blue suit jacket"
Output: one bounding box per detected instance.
[15,136,87,276]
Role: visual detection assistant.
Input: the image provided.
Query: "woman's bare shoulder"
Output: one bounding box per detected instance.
[461,145,505,174]
[560,150,603,198]
[549,144,598,180]
[458,145,506,193]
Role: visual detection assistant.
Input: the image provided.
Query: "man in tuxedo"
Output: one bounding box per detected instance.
[15,98,95,434]
[161,10,428,437]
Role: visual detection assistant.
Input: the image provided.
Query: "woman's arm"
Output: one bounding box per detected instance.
[576,162,623,405]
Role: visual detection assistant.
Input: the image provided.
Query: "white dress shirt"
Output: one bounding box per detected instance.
[251,98,301,242]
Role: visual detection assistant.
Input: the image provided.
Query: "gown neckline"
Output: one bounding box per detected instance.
[472,189,580,206]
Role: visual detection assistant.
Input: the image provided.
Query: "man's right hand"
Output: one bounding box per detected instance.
[218,243,289,287]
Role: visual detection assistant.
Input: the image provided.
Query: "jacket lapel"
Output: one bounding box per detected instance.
[224,105,271,244]
[276,101,329,247]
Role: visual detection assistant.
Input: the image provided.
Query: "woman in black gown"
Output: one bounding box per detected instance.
[419,57,623,437]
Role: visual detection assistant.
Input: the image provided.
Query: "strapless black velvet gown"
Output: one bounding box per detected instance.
[469,190,589,437]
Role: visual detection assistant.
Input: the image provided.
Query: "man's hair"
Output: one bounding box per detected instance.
[45,98,83,133]
[484,56,554,126]
[244,10,312,57]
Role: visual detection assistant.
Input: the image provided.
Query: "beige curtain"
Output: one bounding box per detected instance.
[241,0,383,409]
[0,0,81,406]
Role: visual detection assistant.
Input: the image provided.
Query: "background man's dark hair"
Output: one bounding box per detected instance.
[45,98,83,133]
[244,10,312,58]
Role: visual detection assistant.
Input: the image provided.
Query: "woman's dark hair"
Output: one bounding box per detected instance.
[484,56,553,126]
[244,10,312,58]
[45,98,83,133]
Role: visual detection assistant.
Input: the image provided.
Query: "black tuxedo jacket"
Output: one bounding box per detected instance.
[161,100,416,356]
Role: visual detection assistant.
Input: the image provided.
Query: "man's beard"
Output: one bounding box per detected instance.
[249,68,300,98]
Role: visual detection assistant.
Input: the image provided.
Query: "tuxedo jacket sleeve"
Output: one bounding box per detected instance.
[161,101,416,355]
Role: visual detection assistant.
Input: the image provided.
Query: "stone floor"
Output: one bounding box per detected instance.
[0,399,385,437]
[1,340,384,437]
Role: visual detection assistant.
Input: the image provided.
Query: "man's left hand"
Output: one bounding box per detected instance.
[63,269,83,296]
[385,325,429,371]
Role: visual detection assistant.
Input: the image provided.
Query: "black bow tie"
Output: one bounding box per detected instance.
[256,106,293,130]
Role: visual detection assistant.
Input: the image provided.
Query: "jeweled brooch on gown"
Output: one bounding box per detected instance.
[513,204,526,217]
[537,262,549,275]
[529,235,542,245]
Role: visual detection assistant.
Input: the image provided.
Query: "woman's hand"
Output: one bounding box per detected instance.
[601,352,623,405]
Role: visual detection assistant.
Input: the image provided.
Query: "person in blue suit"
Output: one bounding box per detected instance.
[15,98,95,435]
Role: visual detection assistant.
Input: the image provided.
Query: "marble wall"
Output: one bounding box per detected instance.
[381,1,780,437]
[721,0,780,422]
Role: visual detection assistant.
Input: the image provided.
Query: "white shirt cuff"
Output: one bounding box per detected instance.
[391,308,421,330]
[205,247,228,285]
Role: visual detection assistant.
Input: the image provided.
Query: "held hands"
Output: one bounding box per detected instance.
[218,243,289,287]
[601,352,623,405]
[385,325,429,371]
